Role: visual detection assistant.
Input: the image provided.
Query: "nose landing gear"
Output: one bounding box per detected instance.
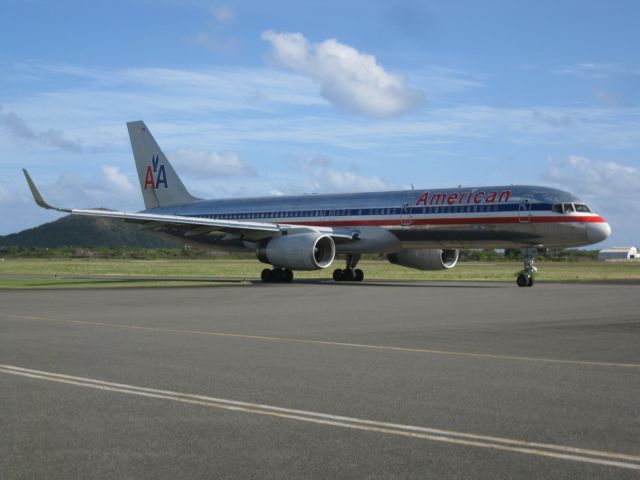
[517,248,538,287]
[333,254,364,282]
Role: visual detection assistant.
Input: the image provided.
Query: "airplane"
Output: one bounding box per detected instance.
[23,120,611,287]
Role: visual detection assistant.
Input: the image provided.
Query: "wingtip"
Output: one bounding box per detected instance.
[22,169,65,211]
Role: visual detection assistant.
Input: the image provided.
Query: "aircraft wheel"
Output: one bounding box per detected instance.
[261,269,273,283]
[284,268,294,283]
[528,275,535,287]
[273,268,284,283]
[342,268,354,281]
[333,269,343,281]
[354,269,364,282]
[516,274,529,287]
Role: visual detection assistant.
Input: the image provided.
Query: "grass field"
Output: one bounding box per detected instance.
[0,278,243,289]
[0,258,639,288]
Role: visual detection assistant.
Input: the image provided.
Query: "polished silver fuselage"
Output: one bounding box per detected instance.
[145,185,610,253]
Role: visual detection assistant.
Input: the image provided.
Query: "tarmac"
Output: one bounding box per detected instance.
[1,280,639,479]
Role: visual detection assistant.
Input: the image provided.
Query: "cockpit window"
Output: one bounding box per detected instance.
[563,203,575,213]
[574,204,592,213]
[552,204,563,213]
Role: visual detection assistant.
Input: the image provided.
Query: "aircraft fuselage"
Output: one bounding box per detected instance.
[147,185,610,252]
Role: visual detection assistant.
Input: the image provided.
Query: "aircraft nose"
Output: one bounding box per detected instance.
[587,221,611,244]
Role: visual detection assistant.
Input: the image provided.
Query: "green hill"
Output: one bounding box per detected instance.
[0,215,180,248]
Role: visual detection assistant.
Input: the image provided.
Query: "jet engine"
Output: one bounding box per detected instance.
[387,248,459,270]
[257,232,336,270]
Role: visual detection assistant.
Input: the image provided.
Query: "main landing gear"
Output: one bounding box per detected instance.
[333,254,364,282]
[261,268,293,283]
[516,248,538,287]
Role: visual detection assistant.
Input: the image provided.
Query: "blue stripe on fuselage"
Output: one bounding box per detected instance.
[177,203,555,221]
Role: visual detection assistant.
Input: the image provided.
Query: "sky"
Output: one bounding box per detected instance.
[1,0,638,247]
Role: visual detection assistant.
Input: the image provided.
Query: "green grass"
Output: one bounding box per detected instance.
[0,258,639,289]
[0,277,244,289]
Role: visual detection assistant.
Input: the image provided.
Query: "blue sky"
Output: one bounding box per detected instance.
[1,0,638,246]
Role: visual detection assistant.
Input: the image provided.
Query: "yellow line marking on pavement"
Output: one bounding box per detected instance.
[1,364,639,470]
[1,312,638,369]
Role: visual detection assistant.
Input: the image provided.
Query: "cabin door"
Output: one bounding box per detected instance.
[401,195,413,227]
[518,197,532,224]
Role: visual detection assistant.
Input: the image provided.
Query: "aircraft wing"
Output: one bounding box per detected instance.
[22,169,358,242]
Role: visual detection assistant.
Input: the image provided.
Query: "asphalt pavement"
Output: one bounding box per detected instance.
[1,281,639,479]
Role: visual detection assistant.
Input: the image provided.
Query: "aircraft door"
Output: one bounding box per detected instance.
[401,195,413,227]
[518,197,532,224]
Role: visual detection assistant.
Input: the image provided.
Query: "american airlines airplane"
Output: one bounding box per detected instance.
[23,121,611,287]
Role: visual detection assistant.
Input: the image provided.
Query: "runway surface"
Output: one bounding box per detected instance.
[1,281,639,479]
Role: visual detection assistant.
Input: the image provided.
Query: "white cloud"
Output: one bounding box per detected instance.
[410,66,485,97]
[190,6,237,54]
[296,154,331,171]
[0,184,12,205]
[546,155,640,198]
[551,63,639,108]
[45,166,141,210]
[321,170,390,192]
[7,62,638,152]
[101,165,137,195]
[595,87,626,107]
[261,31,425,117]
[171,148,255,177]
[290,154,393,193]
[212,6,234,23]
[553,63,638,80]
[0,107,84,152]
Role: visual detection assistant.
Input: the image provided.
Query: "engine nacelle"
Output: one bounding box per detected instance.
[387,248,459,270]
[257,232,336,270]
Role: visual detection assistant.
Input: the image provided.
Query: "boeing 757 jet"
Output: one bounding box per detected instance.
[23,121,611,287]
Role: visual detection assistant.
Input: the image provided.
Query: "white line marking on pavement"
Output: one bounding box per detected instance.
[1,312,638,369]
[1,364,639,470]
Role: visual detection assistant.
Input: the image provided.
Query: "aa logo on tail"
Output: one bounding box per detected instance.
[144,155,168,190]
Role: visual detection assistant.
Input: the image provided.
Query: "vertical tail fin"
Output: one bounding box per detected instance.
[127,121,198,210]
